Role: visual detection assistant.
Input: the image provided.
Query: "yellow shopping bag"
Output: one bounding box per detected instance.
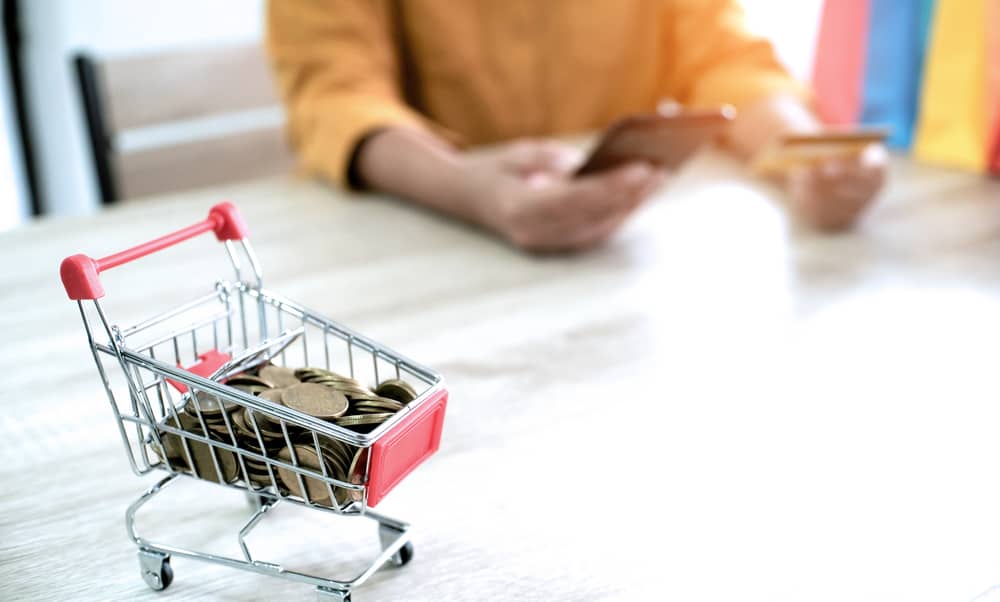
[913,0,988,171]
[988,0,1000,173]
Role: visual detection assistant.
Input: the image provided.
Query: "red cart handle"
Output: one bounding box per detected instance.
[60,202,248,300]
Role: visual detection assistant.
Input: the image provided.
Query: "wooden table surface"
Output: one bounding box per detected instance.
[2,152,1000,601]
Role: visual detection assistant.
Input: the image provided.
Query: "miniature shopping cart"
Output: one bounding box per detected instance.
[60,202,448,601]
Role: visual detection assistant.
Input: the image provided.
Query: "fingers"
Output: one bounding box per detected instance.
[819,153,886,199]
[570,162,661,218]
[499,139,584,177]
[510,162,664,252]
[786,146,889,231]
[859,142,890,167]
[561,169,667,250]
[561,201,642,250]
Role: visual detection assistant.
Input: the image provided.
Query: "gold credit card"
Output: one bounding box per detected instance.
[751,127,890,175]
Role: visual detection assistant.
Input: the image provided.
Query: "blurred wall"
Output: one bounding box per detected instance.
[19,0,264,216]
[742,0,823,83]
[0,0,30,231]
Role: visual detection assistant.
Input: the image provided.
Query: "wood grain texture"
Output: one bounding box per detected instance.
[3,153,1000,601]
[116,126,295,200]
[102,44,280,131]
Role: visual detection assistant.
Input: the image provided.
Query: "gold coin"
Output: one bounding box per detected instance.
[229,408,255,437]
[244,464,275,488]
[297,369,367,388]
[276,445,351,507]
[172,408,206,430]
[257,388,285,405]
[334,413,393,427]
[308,379,371,397]
[206,418,236,440]
[302,375,369,391]
[226,374,276,388]
[231,383,271,396]
[242,408,286,440]
[256,389,286,418]
[258,364,300,388]
[243,460,274,478]
[250,388,295,431]
[351,398,405,413]
[184,390,238,417]
[242,456,268,471]
[160,410,258,486]
[316,438,353,473]
[342,391,394,405]
[374,379,418,404]
[319,454,348,483]
[347,448,368,502]
[154,415,195,466]
[185,437,240,484]
[281,383,349,420]
[293,367,335,381]
[231,408,276,445]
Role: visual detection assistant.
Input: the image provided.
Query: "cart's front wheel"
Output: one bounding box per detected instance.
[138,549,173,591]
[316,586,351,601]
[392,541,414,567]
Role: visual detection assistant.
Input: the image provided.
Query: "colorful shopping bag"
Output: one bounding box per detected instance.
[913,0,989,171]
[859,0,934,149]
[812,0,933,149]
[813,0,999,173]
[811,0,868,126]
[988,0,1000,173]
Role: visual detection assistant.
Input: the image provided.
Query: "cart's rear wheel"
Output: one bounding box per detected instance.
[245,492,266,510]
[392,542,414,567]
[156,561,174,591]
[377,523,413,568]
[138,549,173,591]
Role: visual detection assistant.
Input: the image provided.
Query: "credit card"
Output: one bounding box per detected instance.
[751,127,889,175]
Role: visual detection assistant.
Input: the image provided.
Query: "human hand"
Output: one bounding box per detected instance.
[460,139,665,252]
[782,143,889,231]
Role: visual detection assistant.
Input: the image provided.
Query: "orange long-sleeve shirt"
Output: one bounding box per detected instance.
[267,0,804,187]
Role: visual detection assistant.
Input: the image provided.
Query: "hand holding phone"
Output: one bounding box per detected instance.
[575,106,736,177]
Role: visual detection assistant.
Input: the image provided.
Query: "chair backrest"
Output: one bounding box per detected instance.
[75,44,295,203]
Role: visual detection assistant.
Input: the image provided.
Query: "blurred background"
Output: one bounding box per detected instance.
[0,0,821,232]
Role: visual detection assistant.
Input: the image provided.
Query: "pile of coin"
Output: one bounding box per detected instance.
[153,364,420,507]
[155,392,241,484]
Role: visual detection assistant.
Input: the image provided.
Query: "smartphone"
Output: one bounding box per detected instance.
[751,127,890,175]
[574,106,736,177]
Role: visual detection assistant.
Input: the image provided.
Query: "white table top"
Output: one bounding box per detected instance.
[2,151,1000,601]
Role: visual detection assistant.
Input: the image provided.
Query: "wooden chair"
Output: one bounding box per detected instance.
[74,44,295,203]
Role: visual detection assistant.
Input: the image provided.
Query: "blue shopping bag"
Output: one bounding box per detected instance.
[859,0,935,149]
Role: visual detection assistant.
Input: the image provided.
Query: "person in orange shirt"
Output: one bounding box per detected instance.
[267,0,887,252]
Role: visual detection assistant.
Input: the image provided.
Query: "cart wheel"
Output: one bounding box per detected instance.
[156,561,174,591]
[245,492,265,510]
[392,542,414,567]
[316,586,351,601]
[138,549,173,591]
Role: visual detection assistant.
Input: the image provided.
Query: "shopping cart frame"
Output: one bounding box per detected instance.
[60,203,448,601]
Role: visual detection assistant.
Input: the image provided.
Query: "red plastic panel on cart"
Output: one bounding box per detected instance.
[167,349,231,393]
[367,388,447,507]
